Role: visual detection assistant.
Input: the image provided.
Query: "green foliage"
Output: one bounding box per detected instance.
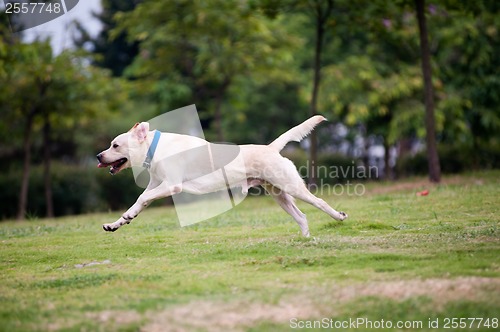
[225,79,308,144]
[0,35,129,159]
[74,0,141,76]
[113,0,300,139]
[431,1,500,147]
[116,0,297,81]
[313,0,499,150]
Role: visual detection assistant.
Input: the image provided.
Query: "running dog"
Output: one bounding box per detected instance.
[96,116,347,236]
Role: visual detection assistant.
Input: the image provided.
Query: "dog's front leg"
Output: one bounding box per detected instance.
[103,182,182,232]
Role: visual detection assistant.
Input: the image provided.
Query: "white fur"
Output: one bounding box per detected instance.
[97,116,347,236]
[269,115,326,151]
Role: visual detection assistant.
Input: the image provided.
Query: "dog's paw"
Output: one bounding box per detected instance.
[339,211,348,221]
[102,223,118,232]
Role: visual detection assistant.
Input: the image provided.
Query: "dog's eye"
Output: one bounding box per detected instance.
[112,143,119,149]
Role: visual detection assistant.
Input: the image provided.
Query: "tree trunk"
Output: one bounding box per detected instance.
[43,112,54,218]
[308,25,321,186]
[308,0,333,187]
[383,139,393,180]
[17,79,50,220]
[415,0,441,183]
[17,111,35,220]
[213,79,230,142]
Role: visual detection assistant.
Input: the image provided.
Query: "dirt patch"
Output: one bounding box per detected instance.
[85,310,143,327]
[141,277,499,332]
[331,277,499,306]
[46,310,143,331]
[142,298,321,332]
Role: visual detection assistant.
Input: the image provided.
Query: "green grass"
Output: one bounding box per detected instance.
[1,171,499,331]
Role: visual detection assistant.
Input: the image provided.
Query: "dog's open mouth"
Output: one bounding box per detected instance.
[97,158,128,175]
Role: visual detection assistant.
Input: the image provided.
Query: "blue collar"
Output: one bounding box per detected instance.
[143,130,161,169]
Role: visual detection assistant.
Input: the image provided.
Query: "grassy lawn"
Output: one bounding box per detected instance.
[1,171,499,331]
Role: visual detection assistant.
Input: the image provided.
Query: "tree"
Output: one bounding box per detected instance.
[258,0,337,185]
[74,0,141,77]
[320,55,424,178]
[431,0,500,166]
[307,0,333,186]
[315,0,449,179]
[305,0,422,179]
[0,32,127,219]
[115,0,297,141]
[2,41,54,220]
[415,0,441,182]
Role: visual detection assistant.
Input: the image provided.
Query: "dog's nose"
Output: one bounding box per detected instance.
[96,153,102,162]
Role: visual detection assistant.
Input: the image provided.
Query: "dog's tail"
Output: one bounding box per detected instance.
[268,115,327,152]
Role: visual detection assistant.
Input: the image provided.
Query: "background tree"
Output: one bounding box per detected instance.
[74,0,141,77]
[431,1,500,167]
[0,40,54,220]
[1,30,127,219]
[314,0,425,178]
[415,0,441,182]
[259,0,337,185]
[305,0,333,186]
[114,0,298,141]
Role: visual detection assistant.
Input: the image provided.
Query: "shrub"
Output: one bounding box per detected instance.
[0,163,143,220]
[395,152,428,177]
[395,143,500,177]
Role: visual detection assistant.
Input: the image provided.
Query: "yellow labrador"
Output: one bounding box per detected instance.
[96,116,347,236]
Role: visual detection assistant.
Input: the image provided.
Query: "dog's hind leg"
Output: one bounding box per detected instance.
[263,157,347,222]
[103,182,182,232]
[261,183,310,237]
[288,185,347,222]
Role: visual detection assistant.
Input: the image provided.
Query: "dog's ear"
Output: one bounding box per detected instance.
[128,123,140,133]
[133,122,150,143]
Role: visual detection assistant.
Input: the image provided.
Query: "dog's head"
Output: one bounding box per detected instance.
[96,122,150,175]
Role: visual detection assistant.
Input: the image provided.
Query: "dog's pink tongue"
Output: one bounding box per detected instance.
[97,163,107,168]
